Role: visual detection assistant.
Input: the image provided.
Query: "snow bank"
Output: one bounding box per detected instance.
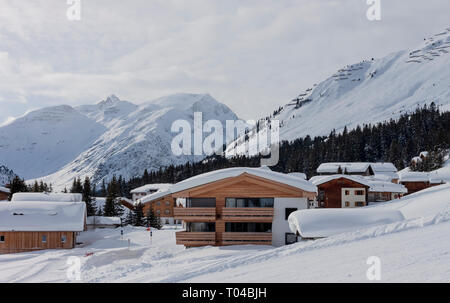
[288,208,404,238]
[12,192,83,202]
[0,202,86,231]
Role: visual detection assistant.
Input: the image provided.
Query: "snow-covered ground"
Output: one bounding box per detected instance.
[1,183,449,283]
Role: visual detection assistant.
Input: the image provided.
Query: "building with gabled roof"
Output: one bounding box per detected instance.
[0,201,86,254]
[142,167,317,247]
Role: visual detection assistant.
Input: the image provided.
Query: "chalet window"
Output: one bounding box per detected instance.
[355,190,365,195]
[164,209,170,215]
[42,235,47,243]
[225,222,272,233]
[156,202,161,206]
[0,235,4,242]
[186,222,215,232]
[355,202,365,207]
[61,235,67,243]
[345,202,350,207]
[344,190,350,195]
[285,208,298,220]
[187,198,216,208]
[165,201,170,206]
[225,198,274,208]
[156,210,161,215]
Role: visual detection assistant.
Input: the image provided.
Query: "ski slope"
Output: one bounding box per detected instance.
[0,183,449,283]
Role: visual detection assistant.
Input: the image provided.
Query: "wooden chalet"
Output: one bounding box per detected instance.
[141,167,317,247]
[0,201,86,254]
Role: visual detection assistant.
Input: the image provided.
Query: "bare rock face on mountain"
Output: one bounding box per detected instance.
[0,93,238,189]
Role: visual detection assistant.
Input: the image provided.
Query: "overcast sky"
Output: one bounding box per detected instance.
[0,0,449,124]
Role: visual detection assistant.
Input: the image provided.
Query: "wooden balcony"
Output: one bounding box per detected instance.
[221,208,274,222]
[175,232,216,246]
[173,207,216,222]
[221,232,272,245]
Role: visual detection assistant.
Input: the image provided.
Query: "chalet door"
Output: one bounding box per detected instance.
[285,233,297,245]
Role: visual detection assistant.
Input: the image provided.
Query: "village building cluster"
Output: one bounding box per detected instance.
[0,159,446,254]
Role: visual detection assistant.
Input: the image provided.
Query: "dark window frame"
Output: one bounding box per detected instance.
[285,208,298,220]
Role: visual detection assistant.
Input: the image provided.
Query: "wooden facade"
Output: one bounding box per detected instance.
[142,195,175,219]
[316,178,369,208]
[171,172,316,247]
[400,181,430,196]
[0,191,8,201]
[0,231,76,254]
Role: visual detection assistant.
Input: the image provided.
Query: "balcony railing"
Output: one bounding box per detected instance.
[221,232,272,245]
[221,208,274,222]
[175,232,216,246]
[173,207,216,222]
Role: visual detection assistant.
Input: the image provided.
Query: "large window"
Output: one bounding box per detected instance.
[225,198,274,208]
[225,223,272,233]
[186,222,215,232]
[187,198,216,208]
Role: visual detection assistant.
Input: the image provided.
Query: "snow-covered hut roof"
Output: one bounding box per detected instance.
[317,162,398,174]
[370,162,398,173]
[86,216,121,225]
[139,167,317,203]
[12,192,83,202]
[367,180,408,193]
[171,167,317,194]
[309,174,371,187]
[0,186,10,194]
[398,171,430,182]
[317,162,371,174]
[130,184,173,194]
[288,208,404,238]
[288,172,307,180]
[0,202,86,232]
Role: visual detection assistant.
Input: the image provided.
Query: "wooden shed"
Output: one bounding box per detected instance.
[0,201,86,254]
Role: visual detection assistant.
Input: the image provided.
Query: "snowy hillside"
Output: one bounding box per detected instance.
[226,28,450,155]
[1,94,238,189]
[0,183,449,282]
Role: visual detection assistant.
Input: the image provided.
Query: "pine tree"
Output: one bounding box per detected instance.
[132,203,145,226]
[82,177,97,216]
[145,206,162,229]
[8,176,28,200]
[103,175,124,217]
[124,209,133,226]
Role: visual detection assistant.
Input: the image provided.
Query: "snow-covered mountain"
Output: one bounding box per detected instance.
[226,28,450,155]
[0,94,238,189]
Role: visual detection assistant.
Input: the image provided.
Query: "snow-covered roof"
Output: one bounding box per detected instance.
[367,180,408,193]
[0,186,10,193]
[172,167,317,194]
[288,208,405,238]
[288,172,307,180]
[317,162,398,174]
[372,172,399,181]
[309,174,371,187]
[370,162,398,173]
[140,167,317,203]
[317,162,371,174]
[12,192,83,202]
[398,171,430,182]
[0,202,86,231]
[86,216,121,225]
[130,184,173,194]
